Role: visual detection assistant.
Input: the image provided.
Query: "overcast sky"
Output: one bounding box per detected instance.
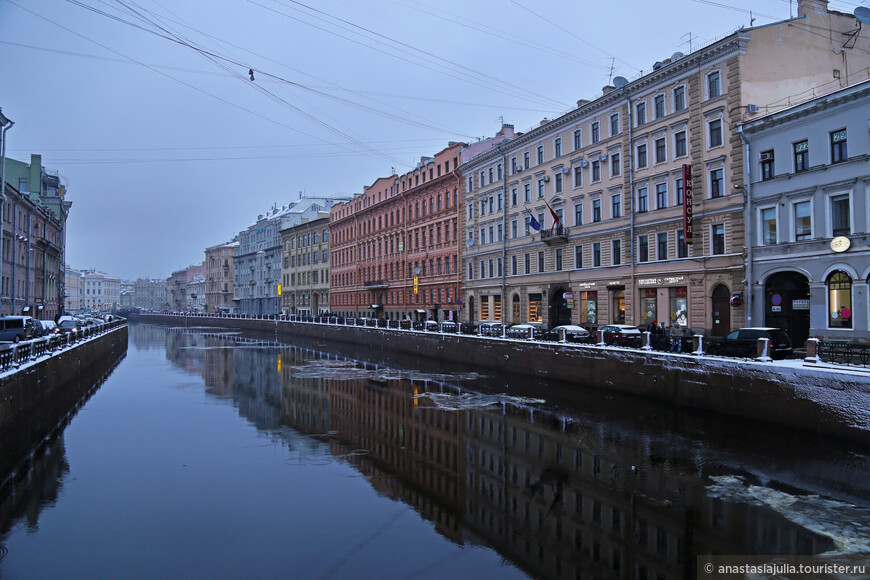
[1,0,862,280]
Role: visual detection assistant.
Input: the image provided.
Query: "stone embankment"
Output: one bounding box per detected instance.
[141,313,870,444]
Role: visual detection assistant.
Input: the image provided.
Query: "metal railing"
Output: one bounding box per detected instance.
[817,340,870,367]
[0,319,127,373]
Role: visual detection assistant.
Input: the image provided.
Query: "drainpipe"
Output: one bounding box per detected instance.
[737,123,753,326]
[497,144,508,324]
[623,89,636,325]
[26,206,35,315]
[0,110,12,315]
[11,198,20,314]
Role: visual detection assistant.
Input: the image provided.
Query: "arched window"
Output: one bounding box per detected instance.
[827,270,852,329]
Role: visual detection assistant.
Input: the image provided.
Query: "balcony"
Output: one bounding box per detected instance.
[540,225,570,245]
[364,280,389,289]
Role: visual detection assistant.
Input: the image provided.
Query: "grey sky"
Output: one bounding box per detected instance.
[0,0,847,280]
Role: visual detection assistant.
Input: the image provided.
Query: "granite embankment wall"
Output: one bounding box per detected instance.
[0,325,128,428]
[142,314,870,444]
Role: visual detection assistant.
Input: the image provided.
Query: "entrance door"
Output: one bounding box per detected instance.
[468,296,475,323]
[711,284,730,336]
[765,272,810,345]
[549,287,571,327]
[612,291,625,324]
[511,295,521,325]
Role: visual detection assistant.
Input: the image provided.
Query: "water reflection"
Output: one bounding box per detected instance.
[136,324,870,580]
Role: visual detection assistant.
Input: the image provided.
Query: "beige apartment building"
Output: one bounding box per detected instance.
[280,214,331,315]
[460,0,870,335]
[205,239,237,313]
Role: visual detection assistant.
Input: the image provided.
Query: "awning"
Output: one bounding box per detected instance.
[415,309,426,313]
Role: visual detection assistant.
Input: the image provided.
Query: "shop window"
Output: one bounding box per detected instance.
[612,290,625,324]
[640,288,657,327]
[579,291,597,325]
[528,294,543,323]
[827,271,852,329]
[670,287,688,326]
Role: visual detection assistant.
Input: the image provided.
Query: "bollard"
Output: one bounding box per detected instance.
[756,337,772,362]
[692,334,704,355]
[558,327,566,343]
[642,331,652,350]
[804,337,821,364]
[597,330,606,347]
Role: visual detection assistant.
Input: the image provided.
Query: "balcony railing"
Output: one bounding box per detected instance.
[540,225,570,245]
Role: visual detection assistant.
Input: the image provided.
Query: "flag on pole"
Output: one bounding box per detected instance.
[524,207,541,231]
[544,200,560,226]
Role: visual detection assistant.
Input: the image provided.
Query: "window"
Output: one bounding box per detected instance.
[511,219,518,238]
[636,101,646,126]
[555,172,563,193]
[591,122,600,143]
[611,194,621,218]
[524,151,530,169]
[675,130,687,157]
[677,229,688,258]
[638,235,649,262]
[524,253,530,274]
[794,200,811,240]
[610,153,620,177]
[511,187,517,206]
[554,138,562,157]
[574,245,583,269]
[593,242,601,267]
[760,207,777,245]
[573,129,582,150]
[610,113,620,136]
[612,239,621,265]
[574,165,583,187]
[524,216,531,236]
[657,232,668,260]
[555,248,563,271]
[537,179,545,198]
[637,186,648,212]
[711,223,725,254]
[654,94,665,118]
[828,271,852,329]
[655,137,666,164]
[761,150,775,180]
[637,144,647,169]
[708,118,723,148]
[524,183,531,202]
[710,167,724,198]
[592,199,601,222]
[675,177,683,205]
[655,182,667,209]
[831,194,850,236]
[537,145,544,165]
[537,251,544,273]
[831,129,847,163]
[674,85,686,111]
[574,203,583,226]
[794,140,809,172]
[592,160,601,181]
[707,70,721,99]
[511,255,517,275]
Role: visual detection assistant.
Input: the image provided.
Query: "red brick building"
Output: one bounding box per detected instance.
[330,143,464,322]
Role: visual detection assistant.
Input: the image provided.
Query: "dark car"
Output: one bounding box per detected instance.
[599,324,642,347]
[541,325,592,343]
[708,327,793,359]
[58,319,81,334]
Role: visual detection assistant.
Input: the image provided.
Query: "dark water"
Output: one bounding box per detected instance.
[1,323,869,580]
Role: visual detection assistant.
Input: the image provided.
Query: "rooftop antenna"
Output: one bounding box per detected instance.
[846,7,870,49]
[750,10,755,26]
[680,32,694,53]
[497,115,504,125]
[607,57,615,84]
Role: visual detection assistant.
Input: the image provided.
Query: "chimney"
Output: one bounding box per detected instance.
[797,0,828,18]
[602,85,616,95]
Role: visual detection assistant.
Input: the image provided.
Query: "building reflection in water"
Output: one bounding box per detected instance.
[143,324,867,579]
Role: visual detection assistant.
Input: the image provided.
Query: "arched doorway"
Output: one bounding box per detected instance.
[511,295,521,325]
[549,286,572,328]
[711,284,730,336]
[312,292,319,314]
[467,296,475,323]
[764,272,810,345]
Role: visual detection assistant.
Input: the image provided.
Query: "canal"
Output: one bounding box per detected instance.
[1,323,869,579]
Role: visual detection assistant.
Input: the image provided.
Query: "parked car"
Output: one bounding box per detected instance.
[506,323,542,340]
[34,320,59,336]
[707,327,793,359]
[0,316,36,342]
[541,324,592,343]
[600,324,642,347]
[58,319,81,334]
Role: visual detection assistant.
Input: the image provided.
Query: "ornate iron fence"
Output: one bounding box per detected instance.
[817,341,870,367]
